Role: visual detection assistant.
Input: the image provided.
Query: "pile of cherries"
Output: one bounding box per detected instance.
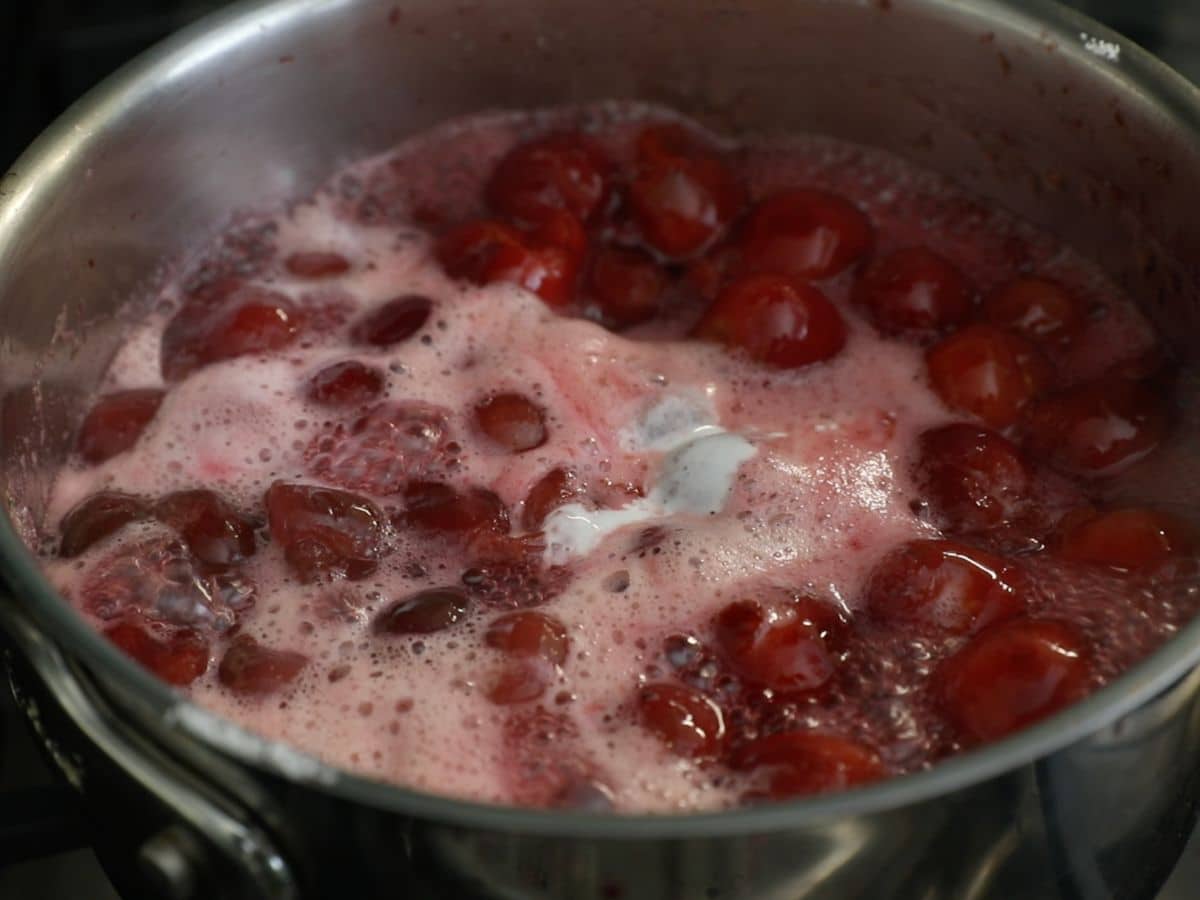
[58,119,1194,807]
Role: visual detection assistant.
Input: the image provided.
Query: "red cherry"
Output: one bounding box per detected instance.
[731,732,885,800]
[306,360,385,407]
[265,482,386,582]
[915,423,1032,532]
[77,389,165,463]
[373,587,470,635]
[436,218,584,307]
[694,274,846,369]
[162,286,301,381]
[936,617,1092,742]
[522,467,583,530]
[305,401,453,495]
[853,247,972,338]
[712,596,843,692]
[217,634,308,695]
[865,539,1026,635]
[461,547,569,611]
[635,123,715,164]
[486,611,569,665]
[1057,508,1195,572]
[104,620,210,686]
[636,682,726,758]
[474,392,548,452]
[154,490,257,570]
[350,295,433,347]
[401,481,510,536]
[487,661,557,705]
[585,246,668,329]
[284,251,351,279]
[1023,377,1167,477]
[59,492,150,557]
[486,131,611,225]
[983,277,1084,345]
[738,189,872,280]
[926,324,1049,428]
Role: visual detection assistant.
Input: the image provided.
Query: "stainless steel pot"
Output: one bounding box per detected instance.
[2,1,1200,898]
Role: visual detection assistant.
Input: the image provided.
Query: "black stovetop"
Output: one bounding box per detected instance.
[2,1,1200,897]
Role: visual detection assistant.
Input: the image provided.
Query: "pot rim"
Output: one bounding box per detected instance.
[3,0,1200,840]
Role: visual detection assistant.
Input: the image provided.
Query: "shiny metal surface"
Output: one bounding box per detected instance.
[2,0,1200,897]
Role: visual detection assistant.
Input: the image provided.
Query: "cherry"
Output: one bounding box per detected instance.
[217,634,308,695]
[474,392,548,453]
[486,131,611,225]
[983,277,1084,346]
[925,324,1049,429]
[852,247,973,338]
[306,401,453,495]
[153,490,257,571]
[865,539,1026,635]
[486,611,569,666]
[59,492,150,557]
[104,620,210,686]
[284,251,351,279]
[436,218,584,308]
[1023,376,1167,477]
[77,389,165,464]
[712,596,844,692]
[731,732,885,800]
[401,481,510,536]
[265,482,386,582]
[351,295,433,347]
[522,467,583,530]
[461,550,569,610]
[306,360,386,407]
[626,124,745,260]
[738,189,873,280]
[694,274,846,368]
[487,662,557,705]
[1057,508,1195,572]
[915,423,1032,532]
[373,587,470,635]
[636,682,726,758]
[936,617,1092,742]
[162,286,301,381]
[585,246,668,329]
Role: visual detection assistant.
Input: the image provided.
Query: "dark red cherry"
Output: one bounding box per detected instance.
[853,247,972,338]
[636,682,726,758]
[59,492,150,557]
[474,392,548,453]
[373,587,470,635]
[738,189,872,280]
[285,251,351,279]
[265,482,386,582]
[731,732,885,800]
[1057,508,1195,572]
[104,620,210,686]
[77,389,165,463]
[522,467,583,530]
[162,287,301,381]
[154,490,257,570]
[486,131,611,225]
[915,423,1032,532]
[401,481,510,536]
[217,634,308,695]
[486,611,569,665]
[585,246,668,330]
[926,324,1049,429]
[351,295,433,347]
[306,360,386,407]
[712,596,844,692]
[984,277,1084,346]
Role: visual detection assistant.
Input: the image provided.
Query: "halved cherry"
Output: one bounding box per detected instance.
[306,360,386,407]
[865,539,1026,635]
[59,492,150,558]
[738,189,873,280]
[436,217,584,308]
[486,131,611,225]
[983,277,1084,346]
[474,392,548,453]
[351,295,433,347]
[712,595,843,692]
[161,286,301,381]
[585,245,668,329]
[77,389,165,464]
[400,481,510,536]
[265,482,386,582]
[731,732,885,800]
[104,620,210,686]
[915,423,1032,532]
[154,490,256,570]
[486,611,569,665]
[373,586,470,635]
[636,682,726,758]
[926,324,1049,429]
[694,273,846,369]
[1057,508,1195,572]
[852,247,972,338]
[217,634,308,695]
[284,251,351,279]
[522,467,583,530]
[1023,376,1167,477]
[935,617,1092,742]
[627,124,744,260]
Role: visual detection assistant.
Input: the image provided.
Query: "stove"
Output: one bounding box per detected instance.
[1,2,1200,897]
